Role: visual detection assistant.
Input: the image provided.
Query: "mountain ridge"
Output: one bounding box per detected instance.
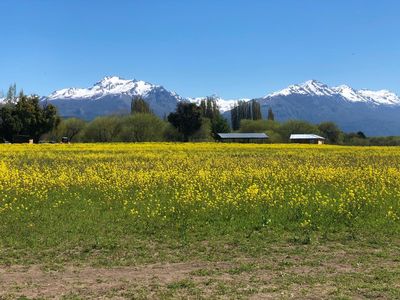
[264,80,400,106]
[30,76,400,136]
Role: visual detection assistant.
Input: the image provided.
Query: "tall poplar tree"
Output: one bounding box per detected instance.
[231,100,262,130]
[131,96,152,114]
[5,83,17,104]
[267,107,275,121]
[199,96,230,136]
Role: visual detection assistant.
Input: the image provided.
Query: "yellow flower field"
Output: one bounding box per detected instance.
[0,143,399,261]
[1,143,399,225]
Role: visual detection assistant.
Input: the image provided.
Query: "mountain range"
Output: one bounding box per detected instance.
[5,76,400,136]
[252,80,400,136]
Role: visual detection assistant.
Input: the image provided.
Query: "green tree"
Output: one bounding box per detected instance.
[168,102,202,142]
[199,97,219,120]
[318,122,342,144]
[199,96,230,136]
[343,132,370,146]
[163,124,183,141]
[251,100,262,120]
[267,107,275,121]
[239,119,280,133]
[81,116,122,142]
[231,100,262,130]
[0,93,60,142]
[239,119,267,133]
[117,114,166,142]
[212,115,230,134]
[278,120,320,142]
[13,95,60,142]
[239,119,283,143]
[5,83,17,104]
[131,96,152,114]
[190,118,213,142]
[357,131,367,139]
[0,105,22,142]
[56,118,86,141]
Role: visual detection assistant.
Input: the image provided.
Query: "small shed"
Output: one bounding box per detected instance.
[290,134,325,144]
[12,135,31,143]
[216,133,269,143]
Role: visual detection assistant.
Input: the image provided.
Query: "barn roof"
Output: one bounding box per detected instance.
[290,134,325,140]
[217,133,269,139]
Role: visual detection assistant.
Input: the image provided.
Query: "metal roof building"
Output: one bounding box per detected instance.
[217,133,269,143]
[290,134,326,144]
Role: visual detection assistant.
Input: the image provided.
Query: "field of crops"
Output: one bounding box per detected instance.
[1,143,400,298]
[1,143,399,239]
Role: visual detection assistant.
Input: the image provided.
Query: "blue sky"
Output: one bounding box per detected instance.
[0,0,399,99]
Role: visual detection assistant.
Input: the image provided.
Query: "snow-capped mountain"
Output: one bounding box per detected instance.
[43,76,241,119]
[42,77,400,136]
[47,76,160,100]
[266,80,400,106]
[43,76,186,119]
[250,80,400,136]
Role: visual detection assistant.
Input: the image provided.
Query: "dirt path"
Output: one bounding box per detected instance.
[0,262,212,299]
[1,244,399,299]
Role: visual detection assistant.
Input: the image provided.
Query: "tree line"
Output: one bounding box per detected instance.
[2,84,400,145]
[43,96,231,143]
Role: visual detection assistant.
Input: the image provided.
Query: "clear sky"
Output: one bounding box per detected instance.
[0,0,399,99]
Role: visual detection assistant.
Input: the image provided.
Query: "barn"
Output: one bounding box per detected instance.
[216,133,269,143]
[290,134,326,144]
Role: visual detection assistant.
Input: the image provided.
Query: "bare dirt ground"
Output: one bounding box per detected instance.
[0,261,340,299]
[1,242,399,299]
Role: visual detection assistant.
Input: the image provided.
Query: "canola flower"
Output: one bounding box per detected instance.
[0,143,399,236]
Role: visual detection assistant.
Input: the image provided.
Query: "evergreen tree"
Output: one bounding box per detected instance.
[212,115,230,134]
[5,83,17,104]
[357,131,367,139]
[267,107,275,121]
[167,102,202,142]
[0,92,60,142]
[131,96,152,114]
[0,105,22,141]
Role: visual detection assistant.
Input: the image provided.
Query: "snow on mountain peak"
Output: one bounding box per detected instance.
[266,80,400,106]
[301,80,333,96]
[303,79,326,88]
[43,77,400,112]
[358,89,400,105]
[331,84,365,102]
[269,80,333,97]
[96,76,131,88]
[47,76,157,100]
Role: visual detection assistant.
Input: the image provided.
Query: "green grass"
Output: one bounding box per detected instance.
[0,143,399,298]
